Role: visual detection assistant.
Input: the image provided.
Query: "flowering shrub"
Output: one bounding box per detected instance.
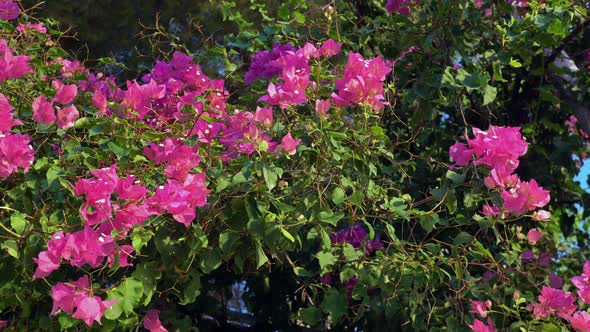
[0,0,588,331]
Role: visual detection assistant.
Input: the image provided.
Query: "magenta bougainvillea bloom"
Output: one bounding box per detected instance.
[0,133,35,178]
[330,224,384,254]
[315,99,331,117]
[532,209,551,221]
[50,275,91,314]
[244,43,295,84]
[318,38,342,57]
[0,0,19,20]
[469,300,492,318]
[52,79,78,105]
[16,22,47,34]
[72,296,117,326]
[253,106,273,128]
[526,228,542,245]
[571,261,590,304]
[0,93,22,132]
[279,132,301,156]
[332,52,391,111]
[56,105,80,129]
[569,311,590,332]
[385,0,420,16]
[500,179,550,215]
[532,286,577,319]
[32,95,56,124]
[0,39,32,82]
[468,317,496,332]
[143,310,168,332]
[450,126,550,218]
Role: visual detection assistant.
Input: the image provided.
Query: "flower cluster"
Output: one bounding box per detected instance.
[0,93,34,178]
[449,126,550,218]
[50,275,116,326]
[332,52,392,111]
[329,224,384,254]
[0,0,19,21]
[385,0,420,16]
[524,261,590,331]
[0,38,31,83]
[249,39,342,108]
[32,79,80,129]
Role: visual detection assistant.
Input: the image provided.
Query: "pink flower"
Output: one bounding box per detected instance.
[56,105,80,129]
[33,232,67,278]
[501,179,550,215]
[0,1,19,20]
[92,90,108,116]
[0,40,32,82]
[254,106,273,128]
[468,317,496,332]
[332,52,391,111]
[318,38,342,57]
[61,226,117,268]
[52,80,78,105]
[520,250,536,261]
[144,310,168,332]
[527,228,542,245]
[279,132,301,155]
[16,23,48,34]
[315,99,331,117]
[571,261,590,304]
[0,93,22,132]
[549,272,563,289]
[385,0,419,16]
[72,296,117,326]
[0,132,35,178]
[449,142,473,167]
[569,311,590,332]
[50,275,90,314]
[480,204,501,217]
[533,210,551,221]
[533,286,578,319]
[469,300,492,318]
[32,95,56,124]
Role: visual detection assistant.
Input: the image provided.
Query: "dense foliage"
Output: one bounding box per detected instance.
[0,0,589,331]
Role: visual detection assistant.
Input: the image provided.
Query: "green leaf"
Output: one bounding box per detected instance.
[46,165,61,187]
[280,227,295,242]
[255,240,268,269]
[445,170,466,185]
[278,4,290,20]
[294,267,314,277]
[482,85,497,106]
[200,249,222,273]
[509,58,522,68]
[132,262,161,306]
[343,243,363,261]
[300,307,322,326]
[318,210,345,226]
[317,250,336,274]
[321,289,347,322]
[420,214,439,233]
[331,187,346,205]
[2,240,18,258]
[107,141,128,159]
[180,273,202,305]
[105,277,144,319]
[10,212,27,235]
[453,232,472,245]
[219,231,240,254]
[263,166,278,191]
